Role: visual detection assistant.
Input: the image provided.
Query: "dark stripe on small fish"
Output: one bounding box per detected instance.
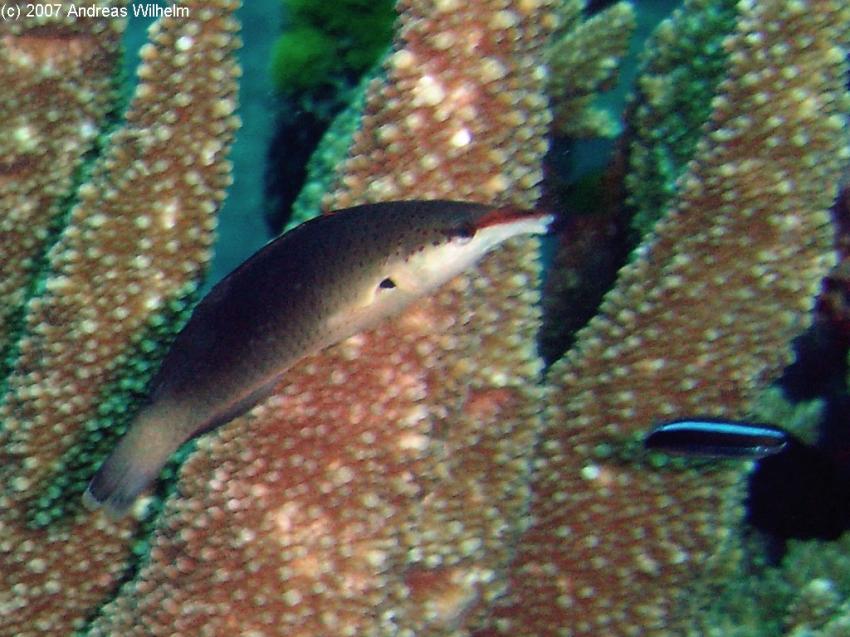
[644,419,791,459]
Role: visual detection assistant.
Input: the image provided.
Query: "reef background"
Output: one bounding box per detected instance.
[0,1,847,636]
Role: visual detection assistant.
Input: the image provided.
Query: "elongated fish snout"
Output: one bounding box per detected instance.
[644,418,792,459]
[471,205,556,234]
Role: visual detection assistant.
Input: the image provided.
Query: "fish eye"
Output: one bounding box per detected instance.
[456,224,476,240]
[378,277,397,289]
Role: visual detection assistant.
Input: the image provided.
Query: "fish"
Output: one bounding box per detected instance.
[84,199,554,517]
[644,418,791,459]
[645,417,850,544]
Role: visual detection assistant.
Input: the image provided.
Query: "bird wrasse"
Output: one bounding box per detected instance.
[644,418,791,459]
[84,199,554,517]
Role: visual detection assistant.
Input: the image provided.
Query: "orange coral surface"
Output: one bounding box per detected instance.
[480,1,850,634]
[0,2,240,633]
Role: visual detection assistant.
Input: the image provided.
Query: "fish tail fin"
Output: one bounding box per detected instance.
[83,412,178,518]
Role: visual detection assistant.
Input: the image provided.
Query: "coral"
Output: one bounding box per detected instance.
[785,578,842,633]
[749,386,824,445]
[694,533,850,636]
[288,0,637,231]
[269,26,336,92]
[81,0,564,635]
[0,0,636,631]
[0,1,240,633]
[269,0,395,93]
[625,0,739,236]
[477,0,850,634]
[546,0,636,139]
[287,69,373,228]
[0,2,122,368]
[0,0,847,634]
[86,0,560,634]
[327,0,553,208]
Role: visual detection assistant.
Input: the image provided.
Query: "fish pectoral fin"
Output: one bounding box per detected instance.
[325,285,418,339]
[192,377,285,437]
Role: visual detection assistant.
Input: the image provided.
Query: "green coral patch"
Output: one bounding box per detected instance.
[270,27,336,92]
[625,0,739,238]
[270,0,395,92]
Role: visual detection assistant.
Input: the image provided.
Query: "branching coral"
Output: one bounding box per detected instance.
[546,0,635,139]
[0,0,847,635]
[269,0,395,93]
[626,0,739,236]
[0,1,123,367]
[86,0,559,633]
[478,0,850,634]
[0,1,240,633]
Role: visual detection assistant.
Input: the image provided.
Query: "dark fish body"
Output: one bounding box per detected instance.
[85,200,553,516]
[644,418,791,459]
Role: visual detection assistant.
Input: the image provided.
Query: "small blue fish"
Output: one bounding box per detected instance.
[645,417,850,544]
[644,418,791,459]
